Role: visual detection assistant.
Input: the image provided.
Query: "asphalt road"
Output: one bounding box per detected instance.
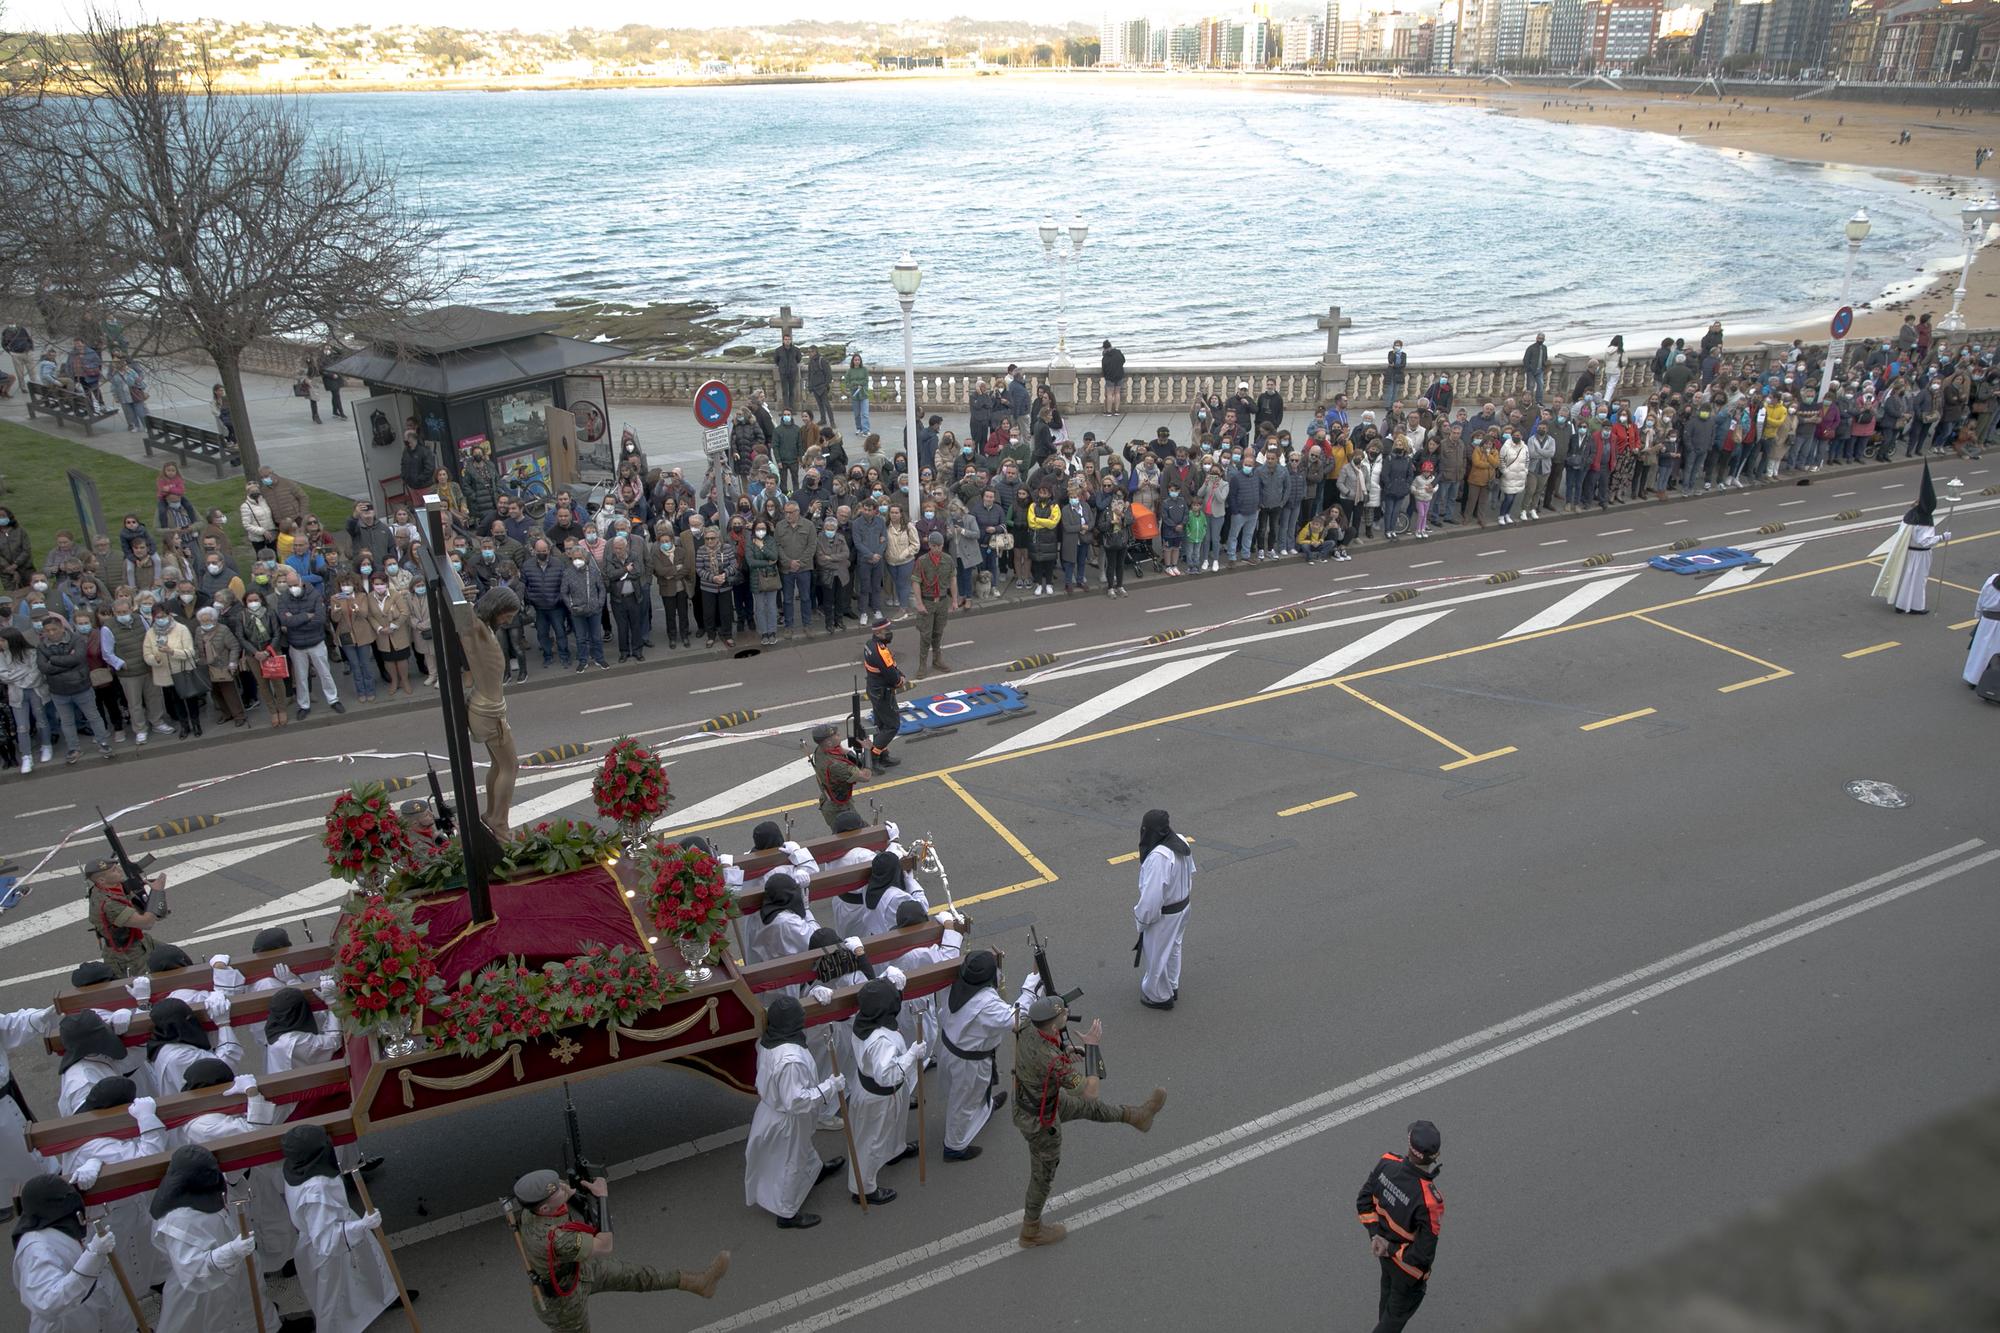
[2,459,1997,1332]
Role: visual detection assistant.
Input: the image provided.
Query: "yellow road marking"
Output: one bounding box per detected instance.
[1277,791,1358,818]
[1334,681,1482,762]
[1842,641,1901,660]
[1580,707,1657,732]
[1107,852,1138,865]
[652,532,2000,840]
[1952,618,1978,631]
[1439,748,1518,770]
[1632,613,1793,693]
[1930,576,1985,595]
[937,773,1056,883]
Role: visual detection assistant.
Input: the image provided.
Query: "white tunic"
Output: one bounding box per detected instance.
[284,1174,399,1333]
[151,1027,243,1098]
[894,929,963,1054]
[58,1059,128,1118]
[264,1012,343,1076]
[845,1027,918,1196]
[828,843,925,938]
[11,1228,135,1333]
[153,1206,281,1333]
[0,1005,59,1202]
[62,1118,170,1289]
[809,966,870,1109]
[1872,523,1946,612]
[179,1100,294,1272]
[1134,843,1197,1004]
[743,1042,832,1217]
[241,970,322,1074]
[743,906,820,969]
[938,982,1015,1151]
[1963,577,2000,685]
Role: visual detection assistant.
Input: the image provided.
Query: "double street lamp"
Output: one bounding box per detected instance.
[1038,213,1088,369]
[1938,195,2000,335]
[891,252,922,460]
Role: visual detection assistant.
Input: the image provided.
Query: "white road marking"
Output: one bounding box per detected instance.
[14,805,75,819]
[1145,602,1192,614]
[1335,573,1368,581]
[977,653,1232,757]
[697,842,1994,1333]
[204,876,350,932]
[1409,560,1442,569]
[509,778,599,827]
[580,702,632,715]
[942,640,974,648]
[1477,548,1507,557]
[1727,508,1750,515]
[1036,622,1076,632]
[1244,587,1283,596]
[1261,614,1451,693]
[1539,539,1568,547]
[806,662,848,673]
[654,757,816,834]
[1700,542,1801,594]
[1599,528,1634,536]
[1834,491,1857,498]
[689,682,740,695]
[0,839,309,950]
[1664,519,1688,526]
[1779,500,1805,507]
[1883,483,1905,489]
[1501,574,1641,638]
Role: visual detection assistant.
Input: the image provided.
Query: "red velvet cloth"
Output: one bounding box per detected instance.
[411,865,645,985]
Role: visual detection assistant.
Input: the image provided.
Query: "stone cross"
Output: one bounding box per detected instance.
[1317,305,1354,365]
[767,305,805,338]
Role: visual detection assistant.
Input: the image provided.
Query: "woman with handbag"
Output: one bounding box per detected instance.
[368,575,416,696]
[327,574,379,703]
[75,610,131,743]
[141,605,203,737]
[195,606,248,727]
[1,627,50,773]
[745,521,782,646]
[236,587,288,726]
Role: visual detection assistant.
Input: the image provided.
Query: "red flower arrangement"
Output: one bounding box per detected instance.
[425,960,553,1059]
[322,782,417,888]
[542,944,686,1031]
[591,738,672,826]
[646,840,736,962]
[333,898,434,1039]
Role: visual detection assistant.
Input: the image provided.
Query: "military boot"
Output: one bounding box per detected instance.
[1122,1086,1167,1133]
[1018,1218,1068,1247]
[680,1250,731,1298]
[915,657,929,680]
[931,652,952,673]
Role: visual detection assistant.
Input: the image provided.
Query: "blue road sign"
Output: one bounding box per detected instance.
[1648,547,1764,575]
[693,379,733,429]
[1830,306,1854,340]
[897,684,1030,737]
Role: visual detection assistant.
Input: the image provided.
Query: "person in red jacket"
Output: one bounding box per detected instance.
[1355,1120,1445,1333]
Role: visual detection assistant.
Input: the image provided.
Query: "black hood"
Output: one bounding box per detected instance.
[57,1011,128,1076]
[1140,809,1189,860]
[145,998,211,1062]
[852,978,902,1043]
[78,1076,136,1112]
[761,995,809,1050]
[68,961,118,987]
[251,927,292,952]
[179,1057,234,1092]
[751,820,784,850]
[948,951,998,1014]
[150,1145,227,1219]
[1905,461,1938,525]
[831,809,866,834]
[280,1123,340,1187]
[759,873,807,925]
[11,1175,85,1248]
[263,988,318,1045]
[147,943,195,973]
[894,900,927,929]
[863,850,902,910]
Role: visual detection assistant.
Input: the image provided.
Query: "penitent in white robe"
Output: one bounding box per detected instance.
[153,1206,281,1333]
[179,1100,295,1273]
[0,1005,59,1204]
[11,1228,136,1333]
[895,929,962,1055]
[284,1175,399,1333]
[1964,576,2000,685]
[743,907,821,971]
[938,981,1014,1152]
[150,1027,244,1104]
[1873,523,1947,612]
[63,1116,170,1290]
[744,1042,834,1218]
[845,1027,918,1196]
[1134,843,1197,1004]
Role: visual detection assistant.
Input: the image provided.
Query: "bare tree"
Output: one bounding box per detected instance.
[0,11,453,474]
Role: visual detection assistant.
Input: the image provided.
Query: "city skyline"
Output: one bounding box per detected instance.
[8,0,1101,31]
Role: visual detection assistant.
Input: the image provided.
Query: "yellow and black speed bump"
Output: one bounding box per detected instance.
[1836,509,1862,521]
[1485,569,1521,585]
[138,815,223,841]
[524,742,591,767]
[698,709,760,733]
[1672,537,1700,551]
[382,775,420,793]
[1145,628,1189,645]
[1757,522,1786,535]
[1266,608,1309,625]
[1380,588,1421,604]
[1582,553,1613,568]
[1008,652,1056,671]
[1984,484,2000,496]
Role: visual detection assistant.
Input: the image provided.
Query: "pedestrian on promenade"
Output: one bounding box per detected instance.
[1386,339,1408,407]
[843,353,871,435]
[1100,340,1126,413]
[1523,333,1550,405]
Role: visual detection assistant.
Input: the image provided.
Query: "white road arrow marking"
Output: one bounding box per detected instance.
[1261,614,1451,693]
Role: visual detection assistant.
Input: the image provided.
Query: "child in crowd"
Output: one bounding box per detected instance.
[1410,461,1436,539]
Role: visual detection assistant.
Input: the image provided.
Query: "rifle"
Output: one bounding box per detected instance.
[559,1084,608,1233]
[1027,926,1103,1079]
[426,757,457,840]
[844,676,868,766]
[95,808,164,920]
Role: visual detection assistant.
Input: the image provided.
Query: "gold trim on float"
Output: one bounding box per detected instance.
[607,997,719,1058]
[397,1045,524,1108]
[667,1052,756,1096]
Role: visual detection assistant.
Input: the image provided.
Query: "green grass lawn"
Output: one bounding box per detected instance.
[0,419,357,576]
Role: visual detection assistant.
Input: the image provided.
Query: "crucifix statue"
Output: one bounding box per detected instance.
[769,304,805,412]
[1317,305,1354,365]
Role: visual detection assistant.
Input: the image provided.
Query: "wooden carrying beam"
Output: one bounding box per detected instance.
[57,943,335,1014]
[736,921,946,995]
[46,990,334,1055]
[733,843,920,920]
[81,1111,358,1207]
[727,824,889,881]
[799,957,969,1027]
[28,1063,350,1158]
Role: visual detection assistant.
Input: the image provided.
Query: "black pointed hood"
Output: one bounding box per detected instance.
[1906,461,1938,525]
[280,1123,341,1187]
[251,927,292,952]
[145,998,210,1062]
[263,988,318,1045]
[852,978,902,1042]
[57,1011,128,1075]
[78,1076,136,1112]
[760,995,809,1050]
[11,1175,86,1248]
[948,950,998,1013]
[68,961,118,987]
[150,1146,227,1219]
[751,820,784,850]
[759,873,807,925]
[146,943,195,973]
[1140,809,1189,860]
[863,850,902,909]
[180,1057,235,1092]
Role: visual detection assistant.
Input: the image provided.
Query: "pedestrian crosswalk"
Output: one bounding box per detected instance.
[975,653,1234,758]
[1502,575,1639,638]
[1699,543,1800,594]
[1262,613,1453,692]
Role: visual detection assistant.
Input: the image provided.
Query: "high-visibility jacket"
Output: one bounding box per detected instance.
[1355,1152,1444,1280]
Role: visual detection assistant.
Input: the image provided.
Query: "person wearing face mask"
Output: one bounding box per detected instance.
[1354,1121,1446,1333]
[560,545,610,672]
[275,571,341,718]
[193,606,249,727]
[139,604,201,738]
[647,523,691,652]
[812,514,851,634]
[729,519,776,647]
[321,576,375,703]
[0,506,31,592]
[362,574,413,696]
[693,526,737,650]
[232,588,288,726]
[604,535,650,661]
[35,614,115,763]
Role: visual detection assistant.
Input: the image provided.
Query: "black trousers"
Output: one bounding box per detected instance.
[867,685,899,756]
[610,594,645,658]
[659,589,690,645]
[1372,1260,1427,1333]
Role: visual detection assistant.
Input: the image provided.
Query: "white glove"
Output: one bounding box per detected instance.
[130,1095,163,1134]
[816,1074,846,1100]
[1938,530,1954,542]
[85,1226,116,1257]
[1018,972,1045,1003]
[215,1233,258,1265]
[227,1074,259,1096]
[108,1008,134,1034]
[717,853,735,868]
[317,973,339,1000]
[884,821,901,843]
[906,1040,929,1065]
[207,954,232,970]
[67,1159,102,1191]
[842,936,864,956]
[342,1211,382,1243]
[211,965,246,992]
[204,992,234,1026]
[73,1245,109,1278]
[782,840,802,855]
[939,911,967,931]
[806,985,834,1006]
[128,976,152,1005]
[883,965,908,992]
[271,964,300,987]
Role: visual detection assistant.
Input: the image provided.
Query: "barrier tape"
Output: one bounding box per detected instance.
[1145,629,1188,645]
[698,710,759,733]
[137,815,223,841]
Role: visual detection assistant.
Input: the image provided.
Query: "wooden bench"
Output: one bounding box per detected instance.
[25,382,118,436]
[142,413,241,477]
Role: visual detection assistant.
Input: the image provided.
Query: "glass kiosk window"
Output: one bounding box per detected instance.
[488,386,554,454]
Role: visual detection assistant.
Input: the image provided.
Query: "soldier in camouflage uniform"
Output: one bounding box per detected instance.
[1011,994,1166,1248]
[512,1169,729,1332]
[83,857,161,977]
[809,723,866,832]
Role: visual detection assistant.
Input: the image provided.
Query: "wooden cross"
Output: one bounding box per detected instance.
[1317,305,1354,364]
[768,305,805,337]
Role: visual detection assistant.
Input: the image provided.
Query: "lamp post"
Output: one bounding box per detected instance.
[1937,195,2000,335]
[1038,213,1088,402]
[890,251,922,460]
[1820,208,1871,403]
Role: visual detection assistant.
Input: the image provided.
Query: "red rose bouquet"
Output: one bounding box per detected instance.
[333,897,434,1042]
[646,840,736,965]
[322,782,417,891]
[542,944,686,1031]
[426,960,553,1060]
[592,738,671,827]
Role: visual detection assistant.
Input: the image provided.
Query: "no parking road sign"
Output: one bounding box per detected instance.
[1830,306,1854,340]
[897,683,1030,737]
[693,379,733,429]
